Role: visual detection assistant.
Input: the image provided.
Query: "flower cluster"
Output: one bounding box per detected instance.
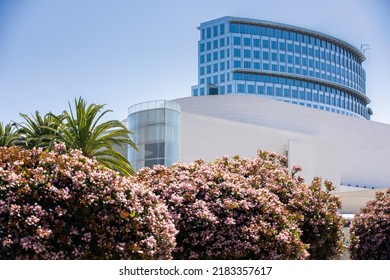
[0,145,344,260]
[349,189,390,259]
[0,145,176,260]
[134,151,344,259]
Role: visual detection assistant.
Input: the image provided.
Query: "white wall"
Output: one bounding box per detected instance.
[175,95,390,189]
[288,139,340,188]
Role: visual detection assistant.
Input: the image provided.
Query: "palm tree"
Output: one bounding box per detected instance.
[17,111,62,150]
[57,97,137,176]
[0,122,20,147]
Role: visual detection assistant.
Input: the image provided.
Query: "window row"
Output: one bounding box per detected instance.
[235,82,367,118]
[200,48,364,79]
[199,62,364,94]
[193,84,235,96]
[200,37,230,52]
[229,22,361,63]
[230,61,364,93]
[232,73,366,105]
[193,83,368,118]
[199,61,231,75]
[232,72,361,95]
[192,85,366,117]
[199,49,231,63]
[230,39,363,73]
[200,40,363,77]
[199,72,231,85]
[231,48,362,70]
[201,23,226,40]
[201,36,360,63]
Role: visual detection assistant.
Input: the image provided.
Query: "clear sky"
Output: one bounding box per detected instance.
[1,0,389,124]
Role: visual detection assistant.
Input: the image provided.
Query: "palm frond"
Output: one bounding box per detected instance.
[0,122,21,147]
[58,97,137,176]
[16,112,62,149]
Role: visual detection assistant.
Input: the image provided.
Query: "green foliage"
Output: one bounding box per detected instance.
[10,97,137,176]
[55,98,137,176]
[349,189,390,259]
[0,122,20,147]
[17,111,62,150]
[293,178,344,259]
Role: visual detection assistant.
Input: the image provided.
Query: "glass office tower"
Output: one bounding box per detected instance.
[191,16,372,119]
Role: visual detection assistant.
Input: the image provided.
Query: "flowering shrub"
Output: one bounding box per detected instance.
[289,178,344,260]
[212,152,344,259]
[349,189,390,259]
[0,145,176,259]
[135,151,344,259]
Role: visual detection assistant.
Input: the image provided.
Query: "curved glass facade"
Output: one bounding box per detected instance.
[128,100,181,171]
[191,16,372,119]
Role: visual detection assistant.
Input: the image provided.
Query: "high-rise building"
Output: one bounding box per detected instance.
[191,16,372,119]
[127,17,390,213]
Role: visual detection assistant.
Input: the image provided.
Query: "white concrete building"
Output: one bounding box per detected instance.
[175,95,390,190]
[127,17,390,214]
[127,95,390,213]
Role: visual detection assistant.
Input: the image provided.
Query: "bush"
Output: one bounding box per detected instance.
[135,151,344,259]
[0,145,176,260]
[349,189,390,259]
[290,177,344,259]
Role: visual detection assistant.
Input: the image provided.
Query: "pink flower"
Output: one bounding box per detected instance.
[36,227,52,239]
[134,150,343,260]
[26,215,40,226]
[0,146,176,260]
[9,204,21,216]
[54,142,66,153]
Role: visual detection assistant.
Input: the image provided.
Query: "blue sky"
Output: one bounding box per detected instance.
[1,0,389,124]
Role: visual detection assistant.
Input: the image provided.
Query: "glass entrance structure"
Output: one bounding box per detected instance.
[191,16,372,119]
[128,100,181,171]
